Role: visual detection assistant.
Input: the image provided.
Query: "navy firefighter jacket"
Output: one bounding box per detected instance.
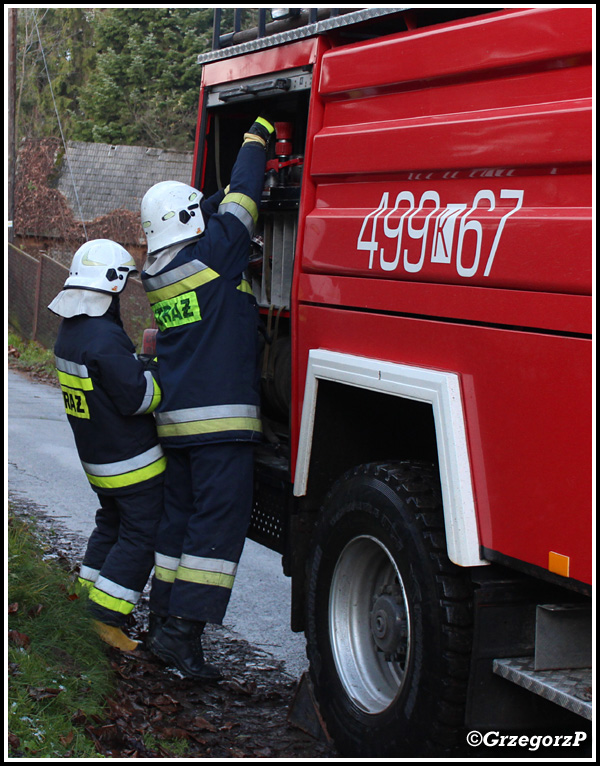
[141,140,267,448]
[54,297,165,495]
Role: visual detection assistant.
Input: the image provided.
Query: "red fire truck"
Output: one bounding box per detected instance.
[151,7,593,756]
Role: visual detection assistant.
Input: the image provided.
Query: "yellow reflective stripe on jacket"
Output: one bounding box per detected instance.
[155,404,261,439]
[144,260,219,306]
[56,369,94,391]
[146,375,161,414]
[134,371,161,415]
[55,356,93,390]
[82,445,166,490]
[237,278,253,295]
[218,192,258,235]
[158,417,262,439]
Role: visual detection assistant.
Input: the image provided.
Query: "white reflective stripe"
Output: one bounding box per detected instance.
[143,259,212,292]
[133,371,158,415]
[81,444,164,477]
[79,565,100,582]
[55,355,89,377]
[179,554,238,576]
[155,552,180,571]
[156,404,259,426]
[94,575,141,605]
[218,202,255,235]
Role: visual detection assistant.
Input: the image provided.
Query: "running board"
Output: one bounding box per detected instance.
[493,657,592,720]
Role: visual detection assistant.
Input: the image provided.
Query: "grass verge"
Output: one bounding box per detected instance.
[7,509,114,758]
[8,330,56,379]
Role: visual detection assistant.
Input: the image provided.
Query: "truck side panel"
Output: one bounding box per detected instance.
[294,7,592,585]
[295,305,591,585]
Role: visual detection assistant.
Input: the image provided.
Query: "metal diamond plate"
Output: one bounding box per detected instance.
[493,656,592,720]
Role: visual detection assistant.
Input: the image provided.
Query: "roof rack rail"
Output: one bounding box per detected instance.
[200,8,408,65]
[212,9,340,51]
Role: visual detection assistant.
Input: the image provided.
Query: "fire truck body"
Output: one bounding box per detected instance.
[185,7,592,755]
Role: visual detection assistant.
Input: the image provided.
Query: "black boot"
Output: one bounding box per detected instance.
[149,616,222,680]
[145,612,166,649]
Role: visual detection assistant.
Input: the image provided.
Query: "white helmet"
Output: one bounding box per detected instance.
[64,239,137,294]
[141,180,205,255]
[48,239,137,318]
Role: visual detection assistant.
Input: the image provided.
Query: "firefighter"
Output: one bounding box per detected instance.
[139,115,275,679]
[48,239,165,652]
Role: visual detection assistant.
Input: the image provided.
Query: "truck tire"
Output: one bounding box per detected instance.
[305,461,474,757]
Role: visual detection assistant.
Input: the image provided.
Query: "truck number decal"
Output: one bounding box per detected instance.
[357,189,524,277]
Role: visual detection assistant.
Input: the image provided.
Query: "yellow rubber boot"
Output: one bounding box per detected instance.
[92,620,139,652]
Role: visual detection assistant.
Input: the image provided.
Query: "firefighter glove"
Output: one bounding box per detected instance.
[244,115,276,149]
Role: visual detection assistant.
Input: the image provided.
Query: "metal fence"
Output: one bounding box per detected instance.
[8,243,155,351]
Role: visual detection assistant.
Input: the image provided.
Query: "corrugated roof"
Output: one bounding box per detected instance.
[56,141,194,221]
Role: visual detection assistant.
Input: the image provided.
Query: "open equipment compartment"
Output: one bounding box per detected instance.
[198,67,311,312]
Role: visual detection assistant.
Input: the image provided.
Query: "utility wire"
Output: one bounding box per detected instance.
[32,10,88,240]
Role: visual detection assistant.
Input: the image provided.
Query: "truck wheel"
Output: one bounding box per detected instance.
[305,461,474,757]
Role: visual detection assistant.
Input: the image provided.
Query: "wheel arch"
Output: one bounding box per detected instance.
[293,349,487,568]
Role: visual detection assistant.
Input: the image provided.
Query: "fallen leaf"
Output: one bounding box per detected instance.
[59,731,75,747]
[8,629,31,649]
[8,602,19,614]
[159,726,190,740]
[71,709,87,726]
[191,715,217,732]
[27,685,63,700]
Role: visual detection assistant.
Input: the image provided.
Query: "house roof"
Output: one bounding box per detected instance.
[56,141,194,221]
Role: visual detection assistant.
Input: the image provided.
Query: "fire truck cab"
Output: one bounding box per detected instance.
[161,7,593,756]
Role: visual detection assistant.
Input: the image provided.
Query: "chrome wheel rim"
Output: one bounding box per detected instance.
[329,535,411,714]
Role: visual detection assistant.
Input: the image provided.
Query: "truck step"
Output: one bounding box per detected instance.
[493,657,592,720]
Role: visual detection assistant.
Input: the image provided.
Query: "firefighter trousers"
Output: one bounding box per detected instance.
[149,442,255,624]
[79,481,163,627]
